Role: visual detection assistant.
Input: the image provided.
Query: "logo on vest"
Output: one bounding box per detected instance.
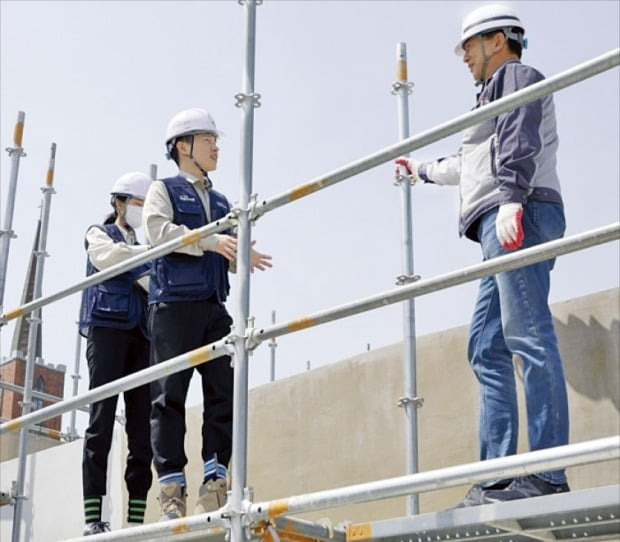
[179,194,197,202]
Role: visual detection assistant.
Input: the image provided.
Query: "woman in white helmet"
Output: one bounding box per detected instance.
[396,4,570,507]
[79,172,154,534]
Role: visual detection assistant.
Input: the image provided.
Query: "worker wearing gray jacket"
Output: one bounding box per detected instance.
[397,4,570,507]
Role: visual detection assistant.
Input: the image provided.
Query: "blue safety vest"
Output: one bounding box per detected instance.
[79,224,150,338]
[149,176,230,304]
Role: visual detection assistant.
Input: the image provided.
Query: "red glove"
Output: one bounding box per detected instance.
[495,203,524,250]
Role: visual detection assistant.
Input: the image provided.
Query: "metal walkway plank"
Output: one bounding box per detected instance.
[346,485,620,542]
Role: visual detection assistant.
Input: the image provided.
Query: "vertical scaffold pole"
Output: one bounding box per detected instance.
[0,111,27,313]
[231,1,260,540]
[68,319,82,441]
[269,309,277,381]
[12,143,57,542]
[149,163,158,181]
[392,42,420,515]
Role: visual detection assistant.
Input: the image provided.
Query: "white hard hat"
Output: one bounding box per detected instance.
[165,108,220,156]
[455,4,525,55]
[110,171,152,200]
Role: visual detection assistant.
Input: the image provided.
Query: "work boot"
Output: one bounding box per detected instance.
[158,482,186,521]
[83,521,111,535]
[194,478,227,514]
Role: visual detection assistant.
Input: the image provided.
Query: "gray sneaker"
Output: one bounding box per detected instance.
[449,480,512,509]
[158,482,186,521]
[483,475,570,503]
[194,479,227,514]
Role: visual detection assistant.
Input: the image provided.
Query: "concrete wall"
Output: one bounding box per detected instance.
[242,287,620,524]
[1,288,618,540]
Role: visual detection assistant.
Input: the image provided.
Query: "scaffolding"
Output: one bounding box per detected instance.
[0,2,619,541]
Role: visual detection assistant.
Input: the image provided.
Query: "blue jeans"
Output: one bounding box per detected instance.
[468,201,569,485]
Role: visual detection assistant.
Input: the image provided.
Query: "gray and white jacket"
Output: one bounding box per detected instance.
[417,60,563,241]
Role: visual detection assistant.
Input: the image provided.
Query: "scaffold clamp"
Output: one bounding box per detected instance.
[397,395,424,408]
[396,274,421,286]
[0,489,15,507]
[393,171,418,187]
[227,206,241,228]
[238,0,263,5]
[390,81,414,95]
[245,318,263,354]
[0,228,16,240]
[235,92,262,108]
[40,185,56,195]
[248,194,262,224]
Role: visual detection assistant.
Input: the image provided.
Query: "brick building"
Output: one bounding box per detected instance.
[0,357,66,434]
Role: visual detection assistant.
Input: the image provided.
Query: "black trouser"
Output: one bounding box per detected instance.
[149,299,233,478]
[82,326,153,498]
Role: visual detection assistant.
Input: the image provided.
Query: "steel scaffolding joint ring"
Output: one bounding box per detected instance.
[5,147,26,158]
[390,81,414,95]
[234,92,262,108]
[396,274,421,286]
[397,395,424,408]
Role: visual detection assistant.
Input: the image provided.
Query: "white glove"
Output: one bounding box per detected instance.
[395,157,422,185]
[495,203,524,250]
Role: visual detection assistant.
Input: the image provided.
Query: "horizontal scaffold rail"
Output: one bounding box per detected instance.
[253,48,620,218]
[0,214,236,325]
[246,437,620,522]
[1,223,617,435]
[0,49,617,328]
[0,339,232,435]
[0,380,89,414]
[251,222,620,344]
[59,437,619,542]
[63,512,228,542]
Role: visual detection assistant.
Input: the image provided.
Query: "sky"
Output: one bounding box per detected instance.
[1,0,618,435]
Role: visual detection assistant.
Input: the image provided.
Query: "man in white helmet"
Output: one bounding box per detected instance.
[143,108,272,520]
[396,4,570,506]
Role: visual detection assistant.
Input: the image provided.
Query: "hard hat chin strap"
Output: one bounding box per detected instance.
[188,135,213,191]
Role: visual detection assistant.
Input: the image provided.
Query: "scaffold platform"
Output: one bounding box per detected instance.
[346,485,620,542]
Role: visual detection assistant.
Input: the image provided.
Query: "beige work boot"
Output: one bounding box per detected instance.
[158,482,186,521]
[194,479,228,514]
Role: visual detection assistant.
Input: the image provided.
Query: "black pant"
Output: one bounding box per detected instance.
[149,299,233,477]
[82,326,153,498]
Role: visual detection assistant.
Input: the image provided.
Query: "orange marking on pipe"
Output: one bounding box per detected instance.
[397,58,408,81]
[5,308,24,321]
[289,178,329,201]
[347,523,372,541]
[46,169,54,186]
[262,528,275,542]
[14,122,24,146]
[171,522,191,534]
[268,499,289,517]
[182,231,202,246]
[188,346,210,367]
[287,317,316,332]
[6,420,21,433]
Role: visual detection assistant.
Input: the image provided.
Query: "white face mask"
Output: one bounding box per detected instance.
[124,204,143,230]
